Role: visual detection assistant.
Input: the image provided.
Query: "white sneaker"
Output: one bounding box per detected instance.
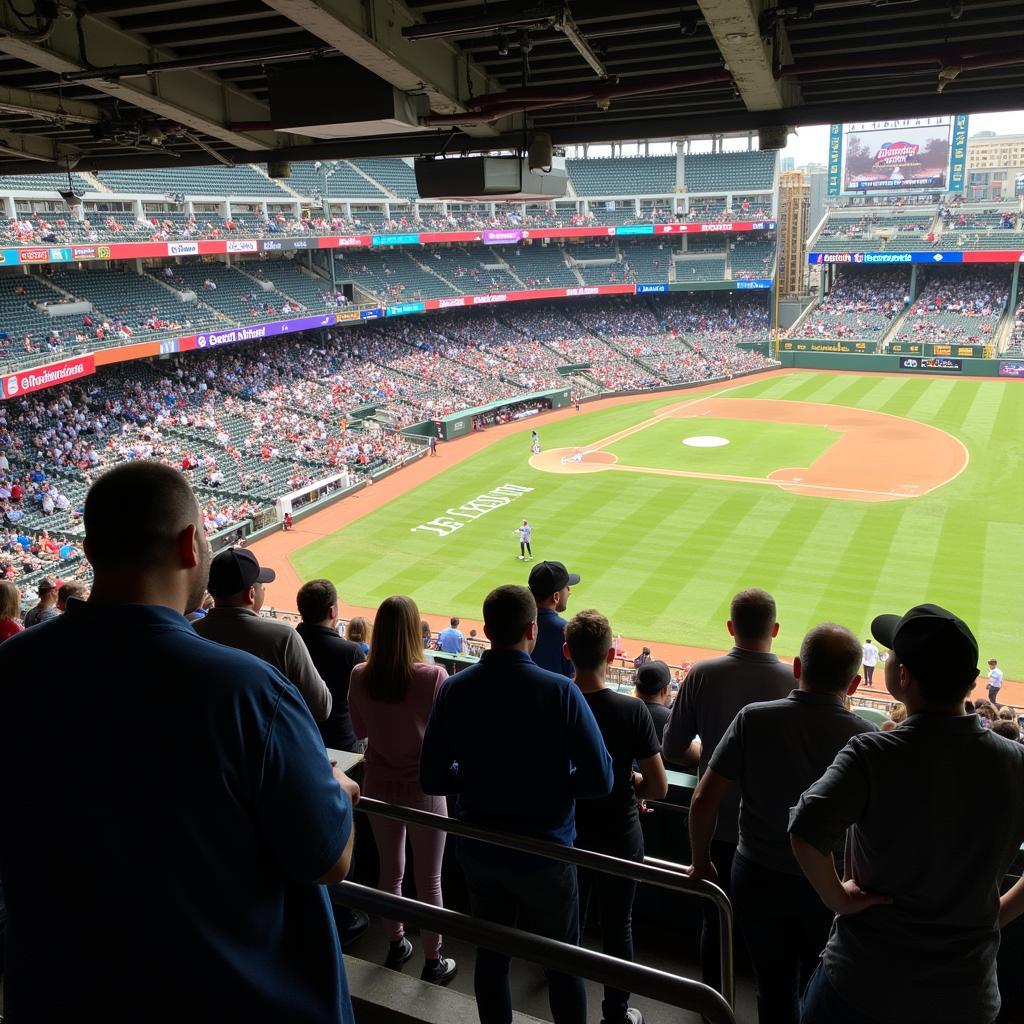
[517,555,524,560]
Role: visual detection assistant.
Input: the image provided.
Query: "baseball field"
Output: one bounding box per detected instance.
[274,370,1024,669]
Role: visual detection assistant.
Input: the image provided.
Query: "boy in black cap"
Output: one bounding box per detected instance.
[790,604,1024,1024]
[634,660,673,742]
[528,560,580,678]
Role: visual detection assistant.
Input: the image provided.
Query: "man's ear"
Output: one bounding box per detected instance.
[606,645,616,665]
[524,619,537,643]
[792,656,802,681]
[177,523,199,570]
[771,622,780,639]
[726,620,735,638]
[847,673,862,696]
[563,640,572,661]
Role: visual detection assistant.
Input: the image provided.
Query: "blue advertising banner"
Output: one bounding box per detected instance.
[735,279,773,289]
[636,283,668,293]
[359,307,384,319]
[614,224,655,236]
[827,124,843,197]
[0,248,21,266]
[385,301,426,317]
[949,114,969,194]
[371,233,420,247]
[808,251,964,265]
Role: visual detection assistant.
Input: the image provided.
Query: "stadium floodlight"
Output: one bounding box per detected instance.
[402,5,561,41]
[554,9,608,79]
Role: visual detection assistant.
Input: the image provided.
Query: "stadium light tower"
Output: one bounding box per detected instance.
[315,160,338,296]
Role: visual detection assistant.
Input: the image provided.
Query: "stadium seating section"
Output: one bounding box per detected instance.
[893,268,1010,346]
[565,156,677,196]
[682,151,775,192]
[792,269,910,341]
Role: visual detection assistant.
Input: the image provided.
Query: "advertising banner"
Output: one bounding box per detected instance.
[888,342,924,355]
[482,229,523,244]
[899,356,962,372]
[226,239,259,253]
[336,309,362,322]
[636,283,668,294]
[827,123,843,196]
[371,233,420,247]
[167,241,199,256]
[614,224,654,236]
[261,237,313,251]
[735,279,773,289]
[950,114,969,193]
[359,307,384,319]
[654,221,777,235]
[782,339,877,353]
[182,313,337,351]
[808,251,965,265]
[837,118,958,194]
[999,361,1024,378]
[0,248,20,265]
[1,354,95,400]
[929,343,986,358]
[386,301,426,317]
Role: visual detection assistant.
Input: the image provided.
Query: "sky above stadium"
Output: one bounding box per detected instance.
[782,110,1024,167]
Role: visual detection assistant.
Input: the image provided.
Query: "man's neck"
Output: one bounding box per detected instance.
[490,642,531,655]
[903,698,966,717]
[573,668,605,694]
[88,578,187,615]
[734,638,773,654]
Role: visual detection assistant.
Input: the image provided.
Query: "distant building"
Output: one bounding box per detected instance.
[778,170,810,297]
[965,132,1024,201]
[781,156,796,172]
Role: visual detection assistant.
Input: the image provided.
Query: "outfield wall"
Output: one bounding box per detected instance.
[777,352,1024,378]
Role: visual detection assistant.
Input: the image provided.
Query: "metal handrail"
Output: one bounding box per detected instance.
[352,795,734,1008]
[337,882,736,1024]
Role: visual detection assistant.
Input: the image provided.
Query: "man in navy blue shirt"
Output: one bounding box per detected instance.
[528,560,580,677]
[0,461,360,1024]
[421,584,613,1024]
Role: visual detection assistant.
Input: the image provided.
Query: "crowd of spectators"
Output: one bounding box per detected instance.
[795,269,910,340]
[897,269,1010,345]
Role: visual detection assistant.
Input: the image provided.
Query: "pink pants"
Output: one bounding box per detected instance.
[365,775,448,958]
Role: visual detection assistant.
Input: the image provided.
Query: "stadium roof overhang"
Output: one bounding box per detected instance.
[0,0,1020,175]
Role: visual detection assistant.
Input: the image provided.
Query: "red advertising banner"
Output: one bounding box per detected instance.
[962,250,1024,263]
[106,242,173,260]
[422,283,634,310]
[316,235,373,248]
[1,354,95,399]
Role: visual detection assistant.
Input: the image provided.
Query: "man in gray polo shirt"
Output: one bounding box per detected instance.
[194,547,332,722]
[662,587,792,991]
[686,623,875,1023]
[790,604,1024,1024]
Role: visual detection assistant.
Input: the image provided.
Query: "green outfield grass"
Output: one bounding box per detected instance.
[606,416,839,476]
[290,372,1024,668]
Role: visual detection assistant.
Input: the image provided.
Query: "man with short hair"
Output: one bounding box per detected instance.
[987,658,1003,705]
[792,604,1024,1024]
[861,637,880,685]
[686,623,875,1023]
[662,587,793,991]
[634,660,673,742]
[0,461,359,1023]
[56,580,87,612]
[528,560,580,678]
[438,616,464,655]
[421,584,613,1024]
[23,577,60,627]
[566,608,667,1024]
[194,547,332,722]
[295,578,364,753]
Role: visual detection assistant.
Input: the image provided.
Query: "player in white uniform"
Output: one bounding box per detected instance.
[987,659,1004,705]
[862,638,880,685]
[517,519,533,560]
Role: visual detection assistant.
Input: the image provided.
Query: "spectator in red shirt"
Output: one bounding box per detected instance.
[0,580,23,643]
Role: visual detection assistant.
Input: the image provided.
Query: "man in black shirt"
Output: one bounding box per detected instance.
[295,579,365,754]
[565,609,668,1024]
[634,660,673,742]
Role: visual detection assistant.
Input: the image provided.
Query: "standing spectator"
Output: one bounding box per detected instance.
[566,609,667,1024]
[0,580,22,642]
[296,579,365,753]
[23,577,60,627]
[428,435,438,457]
[420,585,613,1024]
[345,616,370,656]
[438,616,465,655]
[862,637,879,686]
[662,588,792,992]
[792,603,1024,1024]
[349,596,456,985]
[634,660,674,742]
[632,646,652,668]
[56,580,88,612]
[0,461,360,1023]
[528,560,580,678]
[194,548,332,722]
[687,623,874,1024]
[987,658,1003,705]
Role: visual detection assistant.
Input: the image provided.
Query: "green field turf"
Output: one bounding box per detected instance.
[606,417,839,476]
[290,372,1024,668]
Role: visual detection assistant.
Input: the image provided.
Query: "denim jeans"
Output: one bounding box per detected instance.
[577,827,645,1024]
[732,853,835,1024]
[801,964,885,1024]
[458,840,586,1024]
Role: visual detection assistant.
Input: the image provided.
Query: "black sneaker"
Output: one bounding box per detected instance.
[603,1010,643,1024]
[334,907,369,950]
[384,936,414,970]
[421,953,458,986]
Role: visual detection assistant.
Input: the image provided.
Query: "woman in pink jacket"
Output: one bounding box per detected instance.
[349,595,456,985]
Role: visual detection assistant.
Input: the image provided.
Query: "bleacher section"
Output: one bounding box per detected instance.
[151,263,271,320]
[0,172,94,192]
[893,268,1010,346]
[792,269,909,341]
[565,157,676,196]
[96,165,290,197]
[683,151,775,192]
[421,247,520,294]
[501,245,580,289]
[332,250,460,302]
[251,261,338,311]
[0,274,69,366]
[674,258,727,283]
[352,159,418,199]
[729,238,776,279]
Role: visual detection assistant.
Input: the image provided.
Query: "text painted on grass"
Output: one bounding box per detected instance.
[410,483,534,537]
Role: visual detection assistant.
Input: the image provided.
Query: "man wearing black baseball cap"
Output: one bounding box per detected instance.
[195,547,332,722]
[790,604,1024,1024]
[528,560,580,677]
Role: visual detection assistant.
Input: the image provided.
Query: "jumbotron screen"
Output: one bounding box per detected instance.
[827,116,968,196]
